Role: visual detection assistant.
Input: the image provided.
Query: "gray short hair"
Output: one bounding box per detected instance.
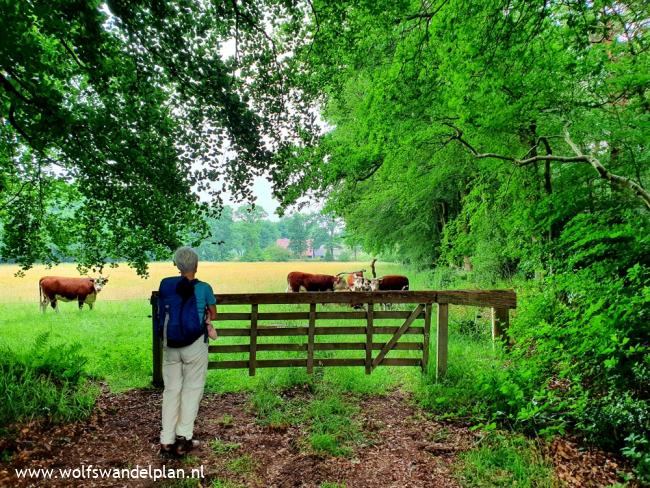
[173,246,198,273]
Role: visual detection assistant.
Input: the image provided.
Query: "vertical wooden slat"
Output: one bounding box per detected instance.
[422,303,432,373]
[365,302,374,374]
[491,307,510,344]
[151,293,163,388]
[249,303,258,376]
[436,303,449,382]
[307,303,316,374]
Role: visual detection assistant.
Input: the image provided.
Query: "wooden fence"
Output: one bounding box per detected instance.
[150,290,516,387]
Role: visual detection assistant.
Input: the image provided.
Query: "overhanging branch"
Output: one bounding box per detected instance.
[446,123,650,211]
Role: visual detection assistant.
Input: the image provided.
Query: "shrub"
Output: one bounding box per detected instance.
[262,244,292,262]
[0,334,97,428]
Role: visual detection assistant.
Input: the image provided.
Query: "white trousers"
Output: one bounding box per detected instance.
[160,336,209,444]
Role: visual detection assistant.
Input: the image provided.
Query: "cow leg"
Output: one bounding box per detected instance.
[52,299,59,312]
[78,298,84,310]
[40,296,49,313]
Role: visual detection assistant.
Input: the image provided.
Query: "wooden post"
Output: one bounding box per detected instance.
[422,303,432,373]
[365,302,374,374]
[491,307,510,344]
[307,303,316,374]
[436,303,448,382]
[249,304,258,376]
[151,293,163,388]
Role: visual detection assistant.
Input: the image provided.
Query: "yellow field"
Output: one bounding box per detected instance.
[0,261,386,303]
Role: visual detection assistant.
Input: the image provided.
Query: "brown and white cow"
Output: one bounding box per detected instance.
[286,272,348,292]
[39,276,109,312]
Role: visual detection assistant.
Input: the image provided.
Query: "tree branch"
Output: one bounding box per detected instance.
[446,123,589,165]
[445,123,650,211]
[563,127,650,211]
[57,36,86,69]
[0,71,31,103]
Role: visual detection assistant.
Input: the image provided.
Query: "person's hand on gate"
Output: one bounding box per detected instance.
[206,318,218,340]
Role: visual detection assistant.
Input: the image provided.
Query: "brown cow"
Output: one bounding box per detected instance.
[286,272,348,292]
[369,275,410,291]
[39,276,109,312]
[369,275,409,310]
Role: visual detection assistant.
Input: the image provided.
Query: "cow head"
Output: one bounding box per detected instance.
[369,278,381,291]
[333,276,348,291]
[93,276,109,293]
[353,275,371,291]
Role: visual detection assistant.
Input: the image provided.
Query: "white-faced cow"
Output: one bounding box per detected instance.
[286,272,348,292]
[369,275,410,292]
[39,276,109,312]
[369,275,409,310]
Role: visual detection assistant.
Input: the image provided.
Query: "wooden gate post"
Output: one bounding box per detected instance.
[365,302,374,374]
[249,304,258,376]
[150,292,163,388]
[491,307,510,345]
[307,303,316,374]
[422,303,432,372]
[436,303,448,382]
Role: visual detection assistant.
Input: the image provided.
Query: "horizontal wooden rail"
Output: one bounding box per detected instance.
[215,310,426,321]
[208,358,421,369]
[151,289,516,308]
[210,342,423,353]
[216,326,424,336]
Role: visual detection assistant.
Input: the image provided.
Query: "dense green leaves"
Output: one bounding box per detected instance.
[0,0,299,274]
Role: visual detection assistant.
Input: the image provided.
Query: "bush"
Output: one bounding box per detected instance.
[0,333,98,428]
[262,244,292,261]
[420,209,650,481]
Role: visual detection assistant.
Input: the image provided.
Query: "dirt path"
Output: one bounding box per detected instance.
[0,389,630,487]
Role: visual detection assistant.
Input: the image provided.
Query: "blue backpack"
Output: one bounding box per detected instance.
[157,276,207,348]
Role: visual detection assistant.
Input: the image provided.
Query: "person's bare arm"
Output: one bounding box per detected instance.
[206,304,217,321]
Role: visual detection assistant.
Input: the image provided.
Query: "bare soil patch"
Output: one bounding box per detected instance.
[0,389,632,487]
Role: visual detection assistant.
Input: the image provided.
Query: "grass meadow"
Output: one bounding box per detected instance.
[0,261,429,392]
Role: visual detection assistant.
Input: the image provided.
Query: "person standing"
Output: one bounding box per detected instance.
[158,246,217,455]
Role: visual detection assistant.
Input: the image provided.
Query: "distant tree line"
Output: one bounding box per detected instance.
[193,205,358,262]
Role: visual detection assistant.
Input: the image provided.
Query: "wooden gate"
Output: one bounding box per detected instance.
[150,290,516,387]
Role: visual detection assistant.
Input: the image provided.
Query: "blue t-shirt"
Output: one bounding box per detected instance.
[195,281,216,320]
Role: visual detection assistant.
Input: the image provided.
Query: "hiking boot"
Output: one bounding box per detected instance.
[159,443,174,455]
[173,436,198,456]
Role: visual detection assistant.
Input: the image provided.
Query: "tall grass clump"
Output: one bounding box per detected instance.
[456,432,555,487]
[0,333,98,430]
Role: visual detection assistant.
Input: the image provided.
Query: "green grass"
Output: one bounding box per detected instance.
[227,454,256,475]
[0,290,425,396]
[455,432,556,487]
[215,413,233,427]
[209,438,241,455]
[210,480,245,488]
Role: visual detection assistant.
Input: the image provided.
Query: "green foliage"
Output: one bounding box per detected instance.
[0,0,310,274]
[0,333,97,428]
[456,432,555,487]
[262,244,291,261]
